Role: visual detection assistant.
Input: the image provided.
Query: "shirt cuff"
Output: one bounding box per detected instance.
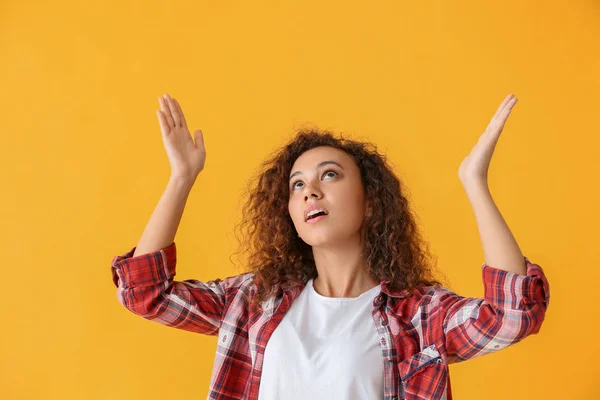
[111,242,177,289]
[481,256,550,310]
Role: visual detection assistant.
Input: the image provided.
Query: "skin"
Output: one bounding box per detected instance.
[287,146,380,298]
[458,94,527,276]
[286,93,526,297]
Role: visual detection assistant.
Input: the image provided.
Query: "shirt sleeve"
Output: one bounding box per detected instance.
[432,256,550,364]
[111,242,250,336]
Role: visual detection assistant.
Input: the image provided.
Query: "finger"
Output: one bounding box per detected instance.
[159,96,175,128]
[487,98,517,137]
[164,94,181,127]
[499,97,518,121]
[501,94,517,113]
[173,98,188,128]
[159,97,175,127]
[156,110,170,135]
[493,94,515,121]
[194,129,205,149]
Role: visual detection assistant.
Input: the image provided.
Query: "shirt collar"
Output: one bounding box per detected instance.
[280,278,410,301]
[379,279,411,299]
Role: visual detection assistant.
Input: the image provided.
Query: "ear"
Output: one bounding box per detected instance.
[365,200,373,217]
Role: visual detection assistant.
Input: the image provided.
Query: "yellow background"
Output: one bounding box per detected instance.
[1,1,598,399]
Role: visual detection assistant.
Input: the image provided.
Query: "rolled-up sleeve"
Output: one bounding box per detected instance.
[111,242,244,336]
[482,256,550,313]
[432,256,550,364]
[111,242,178,290]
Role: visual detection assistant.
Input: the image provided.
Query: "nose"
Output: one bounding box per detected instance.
[304,192,320,201]
[303,184,322,201]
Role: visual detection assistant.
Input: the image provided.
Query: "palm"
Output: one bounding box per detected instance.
[157,94,206,179]
[458,94,518,184]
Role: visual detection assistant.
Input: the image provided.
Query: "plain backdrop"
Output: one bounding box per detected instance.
[1,1,598,399]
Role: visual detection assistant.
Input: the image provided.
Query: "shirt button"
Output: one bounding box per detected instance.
[381,319,388,326]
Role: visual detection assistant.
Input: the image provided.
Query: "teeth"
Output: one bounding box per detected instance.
[307,209,327,218]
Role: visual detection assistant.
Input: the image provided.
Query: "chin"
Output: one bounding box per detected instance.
[299,237,327,247]
[300,230,353,247]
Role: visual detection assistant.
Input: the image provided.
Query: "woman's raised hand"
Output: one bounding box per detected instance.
[157,93,206,182]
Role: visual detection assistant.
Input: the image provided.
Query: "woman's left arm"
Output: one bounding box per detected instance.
[432,94,550,364]
[458,94,526,275]
[462,182,527,275]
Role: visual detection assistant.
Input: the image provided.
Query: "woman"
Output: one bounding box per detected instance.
[111,93,550,400]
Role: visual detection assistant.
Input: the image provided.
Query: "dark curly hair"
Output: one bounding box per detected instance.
[230,125,449,312]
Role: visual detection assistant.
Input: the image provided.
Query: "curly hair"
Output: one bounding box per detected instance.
[230,125,449,312]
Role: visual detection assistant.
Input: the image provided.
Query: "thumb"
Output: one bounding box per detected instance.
[193,129,204,148]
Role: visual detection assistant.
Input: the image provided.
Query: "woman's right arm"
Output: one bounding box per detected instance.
[132,175,194,258]
[133,92,206,257]
[111,93,240,336]
[111,240,252,336]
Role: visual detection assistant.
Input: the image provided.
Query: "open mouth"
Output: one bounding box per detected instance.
[306,212,328,224]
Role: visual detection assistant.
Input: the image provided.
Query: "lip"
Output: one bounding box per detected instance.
[304,204,329,222]
[306,214,328,224]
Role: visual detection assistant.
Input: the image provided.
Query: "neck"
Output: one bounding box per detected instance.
[311,237,379,298]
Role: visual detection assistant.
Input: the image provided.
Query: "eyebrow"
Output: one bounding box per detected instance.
[289,160,344,181]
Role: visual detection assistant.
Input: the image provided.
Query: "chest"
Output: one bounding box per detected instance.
[215,290,450,399]
[264,293,384,371]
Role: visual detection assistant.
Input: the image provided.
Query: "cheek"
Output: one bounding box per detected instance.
[288,201,300,223]
[344,190,366,218]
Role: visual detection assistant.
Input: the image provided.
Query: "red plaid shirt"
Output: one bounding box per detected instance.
[111,242,550,400]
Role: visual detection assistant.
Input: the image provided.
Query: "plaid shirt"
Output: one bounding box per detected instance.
[111,242,550,400]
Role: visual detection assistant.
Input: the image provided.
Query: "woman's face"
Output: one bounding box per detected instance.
[288,146,371,247]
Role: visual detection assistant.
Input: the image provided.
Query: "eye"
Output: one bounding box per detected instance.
[292,169,338,190]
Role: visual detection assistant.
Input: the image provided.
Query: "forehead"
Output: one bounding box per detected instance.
[291,146,352,169]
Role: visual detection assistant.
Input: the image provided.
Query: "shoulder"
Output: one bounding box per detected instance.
[389,284,456,320]
[212,271,257,294]
[218,271,256,286]
[409,285,464,313]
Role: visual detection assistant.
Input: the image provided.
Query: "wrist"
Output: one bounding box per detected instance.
[169,174,196,189]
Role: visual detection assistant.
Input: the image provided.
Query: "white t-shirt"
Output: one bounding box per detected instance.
[258,278,384,399]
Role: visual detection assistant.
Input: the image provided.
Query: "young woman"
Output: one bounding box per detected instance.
[111,93,550,400]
